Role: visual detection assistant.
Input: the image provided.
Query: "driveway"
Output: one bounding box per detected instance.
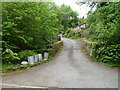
[2,38,118,88]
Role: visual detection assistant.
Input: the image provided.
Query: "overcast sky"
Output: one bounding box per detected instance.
[53,0,91,18]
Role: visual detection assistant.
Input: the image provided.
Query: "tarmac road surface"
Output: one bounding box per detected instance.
[2,38,118,88]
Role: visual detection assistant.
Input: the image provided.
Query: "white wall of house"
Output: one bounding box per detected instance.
[74,26,81,33]
[81,24,85,29]
[74,23,86,33]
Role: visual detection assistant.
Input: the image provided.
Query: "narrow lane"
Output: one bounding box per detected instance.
[2,38,118,88]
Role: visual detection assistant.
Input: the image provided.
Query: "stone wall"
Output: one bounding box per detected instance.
[50,41,63,56]
[82,38,94,56]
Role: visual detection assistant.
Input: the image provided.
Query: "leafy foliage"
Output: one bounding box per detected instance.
[2,2,60,52]
[18,50,37,61]
[2,2,79,64]
[85,2,120,67]
[63,28,81,39]
[2,49,20,64]
[60,4,79,29]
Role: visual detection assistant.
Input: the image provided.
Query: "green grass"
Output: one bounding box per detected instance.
[2,63,13,68]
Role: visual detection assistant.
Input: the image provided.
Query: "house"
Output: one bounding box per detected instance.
[74,23,86,33]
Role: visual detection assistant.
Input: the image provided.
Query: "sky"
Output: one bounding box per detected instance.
[53,0,91,18]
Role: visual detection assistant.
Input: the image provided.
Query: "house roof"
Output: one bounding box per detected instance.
[78,23,86,26]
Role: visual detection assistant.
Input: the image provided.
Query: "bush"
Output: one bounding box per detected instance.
[70,33,81,39]
[63,28,81,39]
[84,2,120,67]
[18,50,37,61]
[94,44,120,67]
[2,49,20,64]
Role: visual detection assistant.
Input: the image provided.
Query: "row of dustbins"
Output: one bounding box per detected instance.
[21,52,49,65]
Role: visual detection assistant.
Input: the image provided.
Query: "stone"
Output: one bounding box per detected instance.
[21,61,28,65]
